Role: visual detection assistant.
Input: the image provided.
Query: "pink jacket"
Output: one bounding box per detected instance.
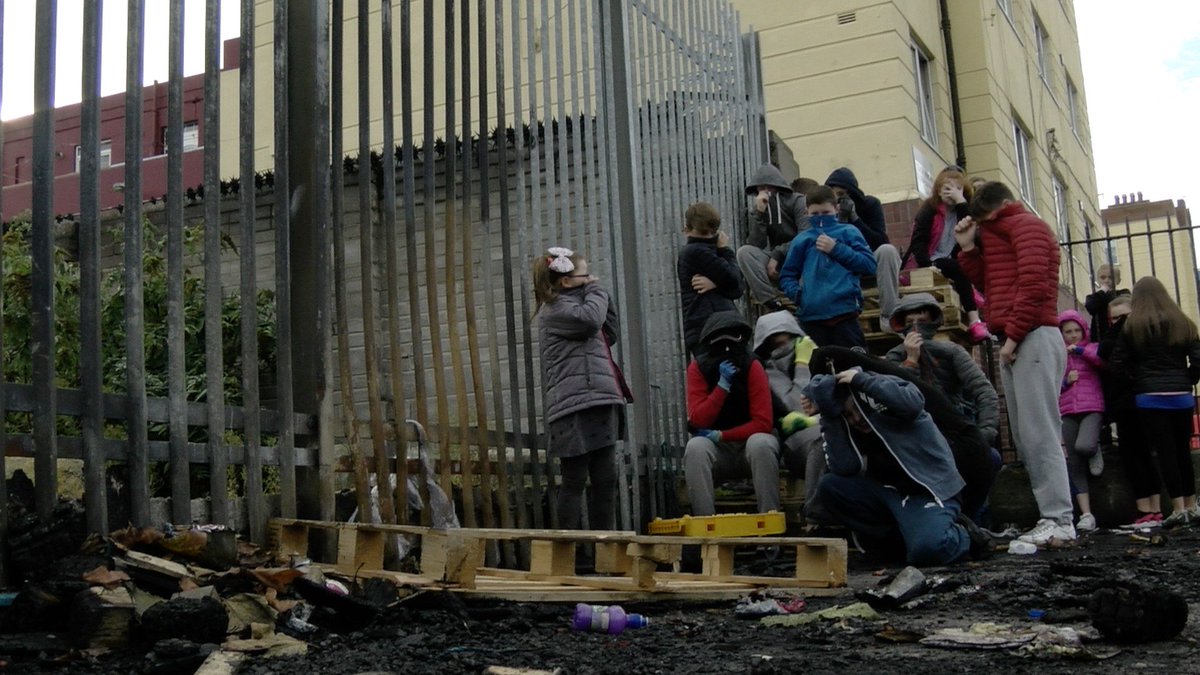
[1059,310,1105,415]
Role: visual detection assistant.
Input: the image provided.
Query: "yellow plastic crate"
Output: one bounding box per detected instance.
[647,511,786,537]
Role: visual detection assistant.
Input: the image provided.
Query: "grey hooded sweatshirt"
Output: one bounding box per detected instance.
[745,164,809,265]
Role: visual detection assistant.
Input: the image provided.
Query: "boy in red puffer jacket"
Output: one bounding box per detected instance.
[955,181,1075,546]
[1058,310,1106,532]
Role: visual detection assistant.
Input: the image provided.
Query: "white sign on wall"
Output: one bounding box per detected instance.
[913,146,934,199]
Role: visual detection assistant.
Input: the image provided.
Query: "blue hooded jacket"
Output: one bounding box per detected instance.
[804,370,965,504]
[778,214,877,322]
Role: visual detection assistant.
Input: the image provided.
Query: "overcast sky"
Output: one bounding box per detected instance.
[2,1,1198,211]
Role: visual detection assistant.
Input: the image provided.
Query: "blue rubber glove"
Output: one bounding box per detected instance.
[717,360,739,391]
[694,429,721,443]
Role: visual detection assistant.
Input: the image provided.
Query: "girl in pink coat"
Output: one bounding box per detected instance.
[1059,310,1106,531]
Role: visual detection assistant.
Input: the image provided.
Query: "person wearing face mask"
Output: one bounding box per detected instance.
[778,185,877,349]
[751,311,829,524]
[803,365,993,566]
[684,311,780,517]
[883,294,1000,449]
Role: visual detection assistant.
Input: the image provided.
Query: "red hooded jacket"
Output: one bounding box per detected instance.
[957,202,1060,342]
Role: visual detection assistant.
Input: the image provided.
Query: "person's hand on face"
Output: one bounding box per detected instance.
[940,180,965,205]
[755,188,771,213]
[716,230,730,249]
[766,257,779,281]
[903,330,924,362]
[691,274,716,294]
[562,260,595,288]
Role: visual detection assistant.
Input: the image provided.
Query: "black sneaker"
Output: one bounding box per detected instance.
[956,512,994,561]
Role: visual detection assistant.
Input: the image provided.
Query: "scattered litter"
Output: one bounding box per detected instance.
[734,591,807,617]
[920,622,1116,659]
[81,565,131,589]
[224,632,308,658]
[761,602,882,627]
[1089,584,1189,643]
[875,624,925,643]
[919,622,1035,650]
[484,667,562,675]
[1028,609,1046,620]
[858,566,928,609]
[1128,533,1166,546]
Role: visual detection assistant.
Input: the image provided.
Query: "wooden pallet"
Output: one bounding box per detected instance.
[268,519,847,601]
[859,302,964,336]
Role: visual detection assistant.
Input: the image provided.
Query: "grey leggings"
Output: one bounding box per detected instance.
[1062,412,1102,494]
[557,446,618,530]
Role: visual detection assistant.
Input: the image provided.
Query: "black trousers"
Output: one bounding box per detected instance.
[1139,407,1195,499]
[557,445,618,530]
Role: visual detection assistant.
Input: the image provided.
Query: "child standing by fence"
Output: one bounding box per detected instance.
[1058,310,1106,532]
[534,247,633,531]
[1111,277,1200,528]
[677,202,743,356]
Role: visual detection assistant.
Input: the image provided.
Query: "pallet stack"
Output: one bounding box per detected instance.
[268,519,847,603]
[859,267,970,349]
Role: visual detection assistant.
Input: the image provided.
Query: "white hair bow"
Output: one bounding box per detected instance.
[546,247,575,273]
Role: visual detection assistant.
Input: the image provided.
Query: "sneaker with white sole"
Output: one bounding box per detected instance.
[1017,518,1077,545]
[1077,512,1097,532]
[1088,452,1104,477]
[1163,509,1192,529]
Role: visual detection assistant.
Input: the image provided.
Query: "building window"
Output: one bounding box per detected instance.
[1052,175,1069,241]
[1066,77,1080,135]
[74,139,114,173]
[912,41,937,145]
[162,121,201,153]
[1034,13,1050,85]
[997,0,1012,21]
[1013,119,1034,206]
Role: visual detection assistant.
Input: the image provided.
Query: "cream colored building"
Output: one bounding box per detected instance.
[729,0,1102,299]
[1099,195,1200,328]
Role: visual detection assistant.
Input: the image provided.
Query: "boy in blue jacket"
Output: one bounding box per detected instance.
[803,367,991,566]
[778,185,876,348]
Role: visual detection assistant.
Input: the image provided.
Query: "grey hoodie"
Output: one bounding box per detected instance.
[745,164,809,262]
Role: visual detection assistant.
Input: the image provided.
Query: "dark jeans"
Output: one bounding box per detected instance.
[931,257,978,313]
[557,445,618,530]
[1139,407,1195,499]
[801,316,866,350]
[818,473,969,566]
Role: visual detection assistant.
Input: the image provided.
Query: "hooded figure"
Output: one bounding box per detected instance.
[824,167,888,250]
[1058,309,1105,417]
[884,293,1000,447]
[811,346,995,521]
[684,311,780,516]
[803,351,990,566]
[739,165,811,311]
[752,311,828,522]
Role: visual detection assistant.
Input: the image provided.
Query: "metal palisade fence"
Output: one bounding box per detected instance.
[3,0,766,571]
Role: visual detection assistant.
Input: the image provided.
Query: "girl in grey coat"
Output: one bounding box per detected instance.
[534,247,632,531]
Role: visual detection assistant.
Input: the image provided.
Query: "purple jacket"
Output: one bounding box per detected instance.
[1059,310,1105,415]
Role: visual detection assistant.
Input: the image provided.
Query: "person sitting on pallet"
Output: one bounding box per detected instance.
[778,185,877,349]
[883,294,1000,448]
[802,365,992,566]
[684,311,781,517]
[736,164,812,312]
[751,310,829,524]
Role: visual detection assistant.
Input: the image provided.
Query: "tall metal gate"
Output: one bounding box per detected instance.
[1,0,766,576]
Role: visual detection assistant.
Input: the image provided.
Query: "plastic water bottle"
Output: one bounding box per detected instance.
[571,603,650,634]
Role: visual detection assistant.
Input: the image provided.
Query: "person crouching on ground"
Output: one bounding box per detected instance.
[802,367,990,565]
[684,311,781,516]
[752,310,828,524]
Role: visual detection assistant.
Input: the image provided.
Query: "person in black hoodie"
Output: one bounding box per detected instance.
[738,164,812,311]
[1109,277,1200,527]
[1085,264,1129,345]
[678,202,743,356]
[1096,294,1163,528]
[825,167,901,327]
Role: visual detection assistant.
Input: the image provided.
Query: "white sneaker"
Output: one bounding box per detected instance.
[1088,452,1105,477]
[1017,518,1077,545]
[1077,513,1097,532]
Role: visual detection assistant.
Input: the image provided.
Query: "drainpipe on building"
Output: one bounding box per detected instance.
[939,0,966,170]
